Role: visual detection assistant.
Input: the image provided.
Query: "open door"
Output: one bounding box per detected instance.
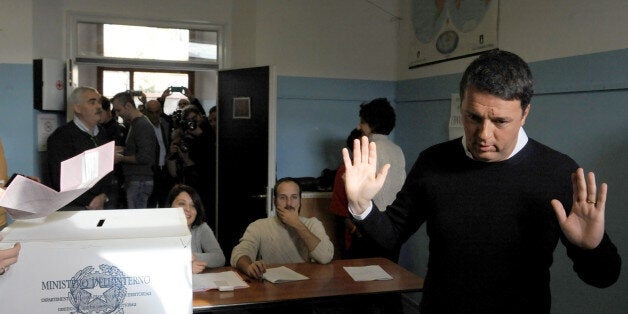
[216,66,276,258]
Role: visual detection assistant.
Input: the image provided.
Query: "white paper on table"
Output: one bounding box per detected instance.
[192,271,249,292]
[343,265,393,281]
[262,266,309,283]
[0,141,114,219]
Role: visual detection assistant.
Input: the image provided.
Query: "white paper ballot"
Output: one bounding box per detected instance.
[343,265,393,281]
[0,141,114,219]
[262,266,309,283]
[193,271,249,292]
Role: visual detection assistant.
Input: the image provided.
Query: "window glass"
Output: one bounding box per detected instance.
[102,71,130,98]
[134,72,188,95]
[134,71,188,113]
[77,22,217,62]
[104,25,189,61]
[101,69,189,114]
[77,22,101,57]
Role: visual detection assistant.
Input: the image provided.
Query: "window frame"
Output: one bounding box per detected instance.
[67,13,224,71]
[97,67,195,98]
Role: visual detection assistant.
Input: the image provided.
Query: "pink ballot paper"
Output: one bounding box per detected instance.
[0,141,114,219]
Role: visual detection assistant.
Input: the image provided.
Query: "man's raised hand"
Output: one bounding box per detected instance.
[342,136,389,214]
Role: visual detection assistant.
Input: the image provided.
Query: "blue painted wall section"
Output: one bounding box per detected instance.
[276,76,395,179]
[0,63,38,176]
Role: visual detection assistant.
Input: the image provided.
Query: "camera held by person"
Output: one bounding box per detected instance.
[169,109,197,132]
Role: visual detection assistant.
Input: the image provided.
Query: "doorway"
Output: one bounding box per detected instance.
[216,66,276,258]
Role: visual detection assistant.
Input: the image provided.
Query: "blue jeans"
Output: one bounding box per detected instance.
[125,180,154,209]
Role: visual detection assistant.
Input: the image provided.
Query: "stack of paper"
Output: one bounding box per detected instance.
[343,265,393,281]
[193,270,250,292]
[262,266,309,283]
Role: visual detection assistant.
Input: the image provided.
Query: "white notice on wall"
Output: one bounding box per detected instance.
[449,93,464,140]
[37,113,59,152]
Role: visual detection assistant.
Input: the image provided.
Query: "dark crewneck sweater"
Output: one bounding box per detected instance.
[46,121,111,207]
[360,138,620,314]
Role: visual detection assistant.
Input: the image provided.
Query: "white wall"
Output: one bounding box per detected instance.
[254,0,400,81]
[28,0,402,81]
[59,0,234,24]
[397,0,628,80]
[31,0,236,64]
[32,0,63,60]
[16,0,628,87]
[0,0,33,63]
[30,0,237,112]
[229,0,257,69]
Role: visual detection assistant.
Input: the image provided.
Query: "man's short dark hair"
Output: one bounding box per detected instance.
[111,92,137,109]
[459,49,534,110]
[100,96,111,111]
[273,177,302,199]
[359,98,396,135]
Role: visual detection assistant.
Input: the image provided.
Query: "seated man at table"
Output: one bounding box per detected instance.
[230,177,334,280]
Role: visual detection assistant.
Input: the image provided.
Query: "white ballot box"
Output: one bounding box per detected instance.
[0,208,192,314]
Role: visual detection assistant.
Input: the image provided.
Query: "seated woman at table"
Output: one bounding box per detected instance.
[167,184,225,273]
[230,177,334,280]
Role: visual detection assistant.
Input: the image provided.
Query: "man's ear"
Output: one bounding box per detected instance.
[521,104,531,126]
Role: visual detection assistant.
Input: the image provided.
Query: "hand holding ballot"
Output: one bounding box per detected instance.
[0,141,114,219]
[0,235,19,275]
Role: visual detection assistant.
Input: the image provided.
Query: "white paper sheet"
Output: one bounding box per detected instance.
[262,266,309,283]
[343,265,393,281]
[0,141,114,219]
[192,271,249,292]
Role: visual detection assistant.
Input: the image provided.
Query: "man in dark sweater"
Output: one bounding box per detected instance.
[343,50,620,313]
[111,91,157,209]
[46,86,111,210]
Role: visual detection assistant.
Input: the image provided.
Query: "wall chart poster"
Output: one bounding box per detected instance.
[408,0,498,69]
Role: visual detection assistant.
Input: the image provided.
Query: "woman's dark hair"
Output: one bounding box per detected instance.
[358,98,396,135]
[459,49,534,110]
[346,128,363,149]
[166,184,206,228]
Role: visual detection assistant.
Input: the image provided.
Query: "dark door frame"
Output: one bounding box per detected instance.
[215,66,277,256]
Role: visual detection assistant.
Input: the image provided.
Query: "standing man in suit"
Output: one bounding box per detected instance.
[145,99,173,208]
